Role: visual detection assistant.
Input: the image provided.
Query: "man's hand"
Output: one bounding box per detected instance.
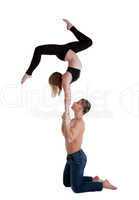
[61,112,66,120]
[61,111,71,139]
[61,111,70,120]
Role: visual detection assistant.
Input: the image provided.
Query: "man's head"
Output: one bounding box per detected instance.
[71,98,91,116]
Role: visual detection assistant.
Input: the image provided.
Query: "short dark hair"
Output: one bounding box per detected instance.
[80,98,91,114]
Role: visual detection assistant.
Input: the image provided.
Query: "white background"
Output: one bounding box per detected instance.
[0,0,139,199]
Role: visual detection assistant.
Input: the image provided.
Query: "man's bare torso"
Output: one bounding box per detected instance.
[61,118,85,154]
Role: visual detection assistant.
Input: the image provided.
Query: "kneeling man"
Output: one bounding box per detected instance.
[61,98,117,193]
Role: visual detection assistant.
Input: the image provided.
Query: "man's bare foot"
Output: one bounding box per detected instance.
[92,176,104,182]
[103,179,117,190]
[21,73,32,84]
[63,18,73,30]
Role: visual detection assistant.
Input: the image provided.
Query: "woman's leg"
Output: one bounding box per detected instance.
[25,44,63,75]
[64,26,93,53]
[24,25,92,76]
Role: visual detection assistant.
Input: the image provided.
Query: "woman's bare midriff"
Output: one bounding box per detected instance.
[64,49,82,70]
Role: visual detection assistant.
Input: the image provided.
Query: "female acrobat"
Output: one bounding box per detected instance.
[21,19,93,113]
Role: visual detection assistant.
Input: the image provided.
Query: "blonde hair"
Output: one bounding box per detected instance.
[49,84,61,97]
[48,72,62,97]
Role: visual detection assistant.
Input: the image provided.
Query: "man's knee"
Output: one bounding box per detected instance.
[63,180,71,187]
[71,185,81,193]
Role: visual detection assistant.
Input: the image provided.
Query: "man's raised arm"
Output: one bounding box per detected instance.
[62,112,83,143]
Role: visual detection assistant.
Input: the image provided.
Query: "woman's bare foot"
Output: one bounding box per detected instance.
[103,179,117,190]
[63,18,73,30]
[21,73,32,84]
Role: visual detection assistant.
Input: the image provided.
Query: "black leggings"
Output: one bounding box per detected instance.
[26,26,93,75]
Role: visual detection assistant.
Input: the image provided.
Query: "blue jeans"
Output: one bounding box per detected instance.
[63,149,103,193]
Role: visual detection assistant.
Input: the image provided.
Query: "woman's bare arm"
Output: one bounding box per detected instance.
[62,83,71,113]
[62,74,72,114]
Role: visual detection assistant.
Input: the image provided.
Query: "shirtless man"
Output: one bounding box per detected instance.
[61,98,117,193]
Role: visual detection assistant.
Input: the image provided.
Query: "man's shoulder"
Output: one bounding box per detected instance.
[78,118,85,124]
[75,118,85,129]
